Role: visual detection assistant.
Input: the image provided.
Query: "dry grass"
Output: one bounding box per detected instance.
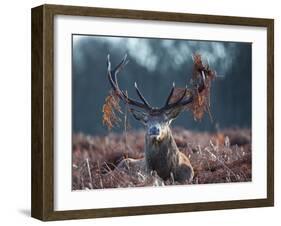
[72,128,251,190]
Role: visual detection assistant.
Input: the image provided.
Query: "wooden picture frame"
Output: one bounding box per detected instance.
[31,4,274,221]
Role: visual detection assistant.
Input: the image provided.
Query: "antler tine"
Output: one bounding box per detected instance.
[107,55,123,98]
[174,85,188,104]
[165,92,193,110]
[161,85,193,111]
[197,70,206,92]
[112,54,129,86]
[160,60,210,112]
[106,54,152,111]
[164,82,175,107]
[134,82,152,109]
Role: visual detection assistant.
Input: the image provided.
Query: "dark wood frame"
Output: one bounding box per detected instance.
[31,4,274,221]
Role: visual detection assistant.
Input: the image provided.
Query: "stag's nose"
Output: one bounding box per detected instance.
[148,126,160,136]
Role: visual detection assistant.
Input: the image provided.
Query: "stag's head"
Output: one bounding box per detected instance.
[130,109,176,142]
[106,54,206,142]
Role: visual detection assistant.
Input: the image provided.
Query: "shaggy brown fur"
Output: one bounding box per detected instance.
[144,127,194,183]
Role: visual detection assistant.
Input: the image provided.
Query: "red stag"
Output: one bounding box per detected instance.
[105,54,214,183]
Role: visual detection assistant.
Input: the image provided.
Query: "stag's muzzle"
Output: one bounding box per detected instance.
[148,125,160,136]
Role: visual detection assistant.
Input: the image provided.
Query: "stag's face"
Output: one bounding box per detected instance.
[130,109,182,142]
[145,114,170,142]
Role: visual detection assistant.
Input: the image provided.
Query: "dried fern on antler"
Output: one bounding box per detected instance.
[166,54,215,121]
[189,54,215,121]
[102,90,122,129]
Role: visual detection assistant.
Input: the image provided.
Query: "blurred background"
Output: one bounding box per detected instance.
[72,35,252,136]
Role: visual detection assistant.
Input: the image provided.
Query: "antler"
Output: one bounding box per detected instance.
[159,59,209,112]
[107,54,152,111]
[159,83,193,112]
[107,54,210,113]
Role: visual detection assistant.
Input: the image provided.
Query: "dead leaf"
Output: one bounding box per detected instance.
[102,91,122,129]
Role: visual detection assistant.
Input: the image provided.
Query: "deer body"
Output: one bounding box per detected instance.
[145,126,194,182]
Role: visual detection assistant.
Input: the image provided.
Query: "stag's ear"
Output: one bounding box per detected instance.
[166,107,183,124]
[130,109,148,125]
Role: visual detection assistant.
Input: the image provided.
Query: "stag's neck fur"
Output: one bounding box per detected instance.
[145,128,177,153]
[144,127,179,179]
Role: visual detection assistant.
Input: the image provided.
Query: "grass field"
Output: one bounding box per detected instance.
[72,128,251,190]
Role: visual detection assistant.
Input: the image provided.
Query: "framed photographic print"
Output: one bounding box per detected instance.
[31,4,274,221]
